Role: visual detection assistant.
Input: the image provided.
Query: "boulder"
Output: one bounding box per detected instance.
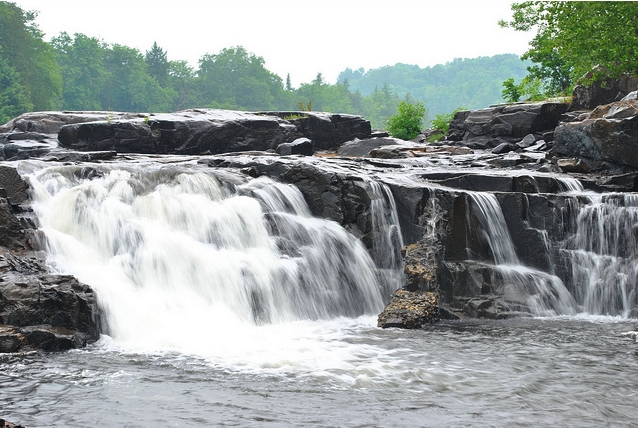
[571,74,638,111]
[0,253,100,345]
[337,137,406,157]
[377,288,439,328]
[448,102,568,144]
[553,99,638,170]
[276,137,313,156]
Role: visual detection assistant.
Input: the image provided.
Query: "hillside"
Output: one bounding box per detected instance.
[338,54,531,120]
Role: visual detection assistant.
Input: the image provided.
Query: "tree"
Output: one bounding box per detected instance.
[52,32,107,110]
[386,101,426,140]
[500,2,638,94]
[196,46,283,110]
[145,41,169,87]
[0,1,62,111]
[0,49,31,123]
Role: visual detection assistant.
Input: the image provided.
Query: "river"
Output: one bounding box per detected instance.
[2,160,637,427]
[1,316,637,427]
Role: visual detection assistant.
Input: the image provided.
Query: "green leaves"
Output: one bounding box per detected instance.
[502,1,638,96]
[386,101,426,140]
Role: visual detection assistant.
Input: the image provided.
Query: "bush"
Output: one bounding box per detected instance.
[428,106,466,141]
[386,101,426,140]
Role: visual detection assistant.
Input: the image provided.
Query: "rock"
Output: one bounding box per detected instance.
[0,165,29,205]
[402,242,439,292]
[377,288,439,328]
[0,418,26,428]
[57,109,371,155]
[0,110,145,134]
[492,142,516,154]
[516,133,537,149]
[448,102,567,144]
[0,325,25,352]
[553,100,638,170]
[276,137,313,156]
[571,74,638,111]
[557,158,589,173]
[337,137,406,157]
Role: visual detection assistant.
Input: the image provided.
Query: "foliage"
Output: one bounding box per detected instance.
[500,2,638,95]
[502,78,522,102]
[430,107,465,135]
[0,1,62,112]
[386,101,426,140]
[0,1,541,133]
[0,49,32,123]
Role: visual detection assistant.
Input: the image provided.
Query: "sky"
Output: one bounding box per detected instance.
[13,0,533,87]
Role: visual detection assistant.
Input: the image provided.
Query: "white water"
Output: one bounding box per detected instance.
[27,163,389,369]
[562,193,638,316]
[468,192,576,316]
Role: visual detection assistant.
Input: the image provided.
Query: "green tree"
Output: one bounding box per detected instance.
[0,49,31,123]
[502,78,522,102]
[101,44,172,112]
[0,1,62,111]
[197,46,283,111]
[52,32,107,110]
[386,101,426,140]
[145,41,169,87]
[500,2,638,93]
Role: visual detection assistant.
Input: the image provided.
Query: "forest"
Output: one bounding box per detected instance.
[0,1,532,129]
[3,2,636,130]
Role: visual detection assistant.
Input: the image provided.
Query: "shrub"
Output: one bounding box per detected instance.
[386,101,426,140]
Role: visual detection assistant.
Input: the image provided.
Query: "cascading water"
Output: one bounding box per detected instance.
[367,180,404,295]
[561,193,638,317]
[468,192,576,316]
[27,163,387,356]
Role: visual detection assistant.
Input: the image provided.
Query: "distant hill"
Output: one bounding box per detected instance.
[337,54,531,121]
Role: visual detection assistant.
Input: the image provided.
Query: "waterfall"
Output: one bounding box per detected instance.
[561,193,638,317]
[27,163,387,348]
[367,180,404,295]
[468,192,576,316]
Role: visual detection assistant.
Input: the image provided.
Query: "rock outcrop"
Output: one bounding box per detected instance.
[377,289,439,328]
[56,110,371,155]
[553,97,638,171]
[0,163,100,352]
[446,102,568,149]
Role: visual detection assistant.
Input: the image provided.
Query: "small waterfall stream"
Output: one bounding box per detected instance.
[468,192,576,316]
[561,193,638,317]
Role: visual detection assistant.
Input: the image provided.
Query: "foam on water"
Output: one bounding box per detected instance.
[28,163,391,368]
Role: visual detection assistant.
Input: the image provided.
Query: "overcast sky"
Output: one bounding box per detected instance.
[14,0,533,87]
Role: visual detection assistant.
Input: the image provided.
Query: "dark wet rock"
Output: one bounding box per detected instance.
[553,100,638,170]
[276,137,313,156]
[492,142,516,154]
[377,288,439,328]
[516,133,537,149]
[0,417,26,428]
[0,253,100,344]
[0,110,146,135]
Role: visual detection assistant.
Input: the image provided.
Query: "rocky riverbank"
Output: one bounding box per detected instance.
[0,81,637,347]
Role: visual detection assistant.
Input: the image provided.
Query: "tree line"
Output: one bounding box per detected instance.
[0,1,536,129]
